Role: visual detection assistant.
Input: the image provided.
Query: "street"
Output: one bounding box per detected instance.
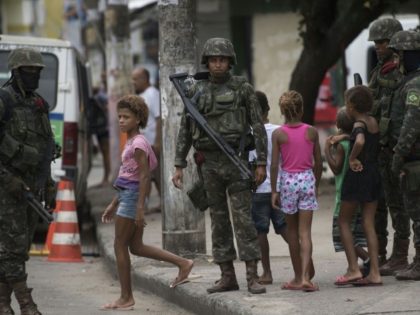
[14,256,193,315]
[19,155,192,315]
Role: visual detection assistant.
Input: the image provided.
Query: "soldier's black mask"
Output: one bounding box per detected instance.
[403,51,420,73]
[18,68,41,91]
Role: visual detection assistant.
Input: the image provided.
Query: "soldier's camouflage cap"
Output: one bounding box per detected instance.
[368,18,403,41]
[201,37,237,65]
[388,30,420,51]
[8,47,45,70]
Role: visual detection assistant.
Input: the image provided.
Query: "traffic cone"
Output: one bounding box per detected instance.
[47,179,83,262]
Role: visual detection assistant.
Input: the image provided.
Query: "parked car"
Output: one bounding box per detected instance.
[0,35,92,223]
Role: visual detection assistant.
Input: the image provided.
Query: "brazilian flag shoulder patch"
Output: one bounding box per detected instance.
[407,90,420,106]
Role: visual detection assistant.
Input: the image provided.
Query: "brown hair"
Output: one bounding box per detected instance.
[117,95,149,128]
[345,85,373,113]
[279,90,303,122]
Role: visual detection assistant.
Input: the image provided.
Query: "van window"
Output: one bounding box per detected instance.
[0,51,58,110]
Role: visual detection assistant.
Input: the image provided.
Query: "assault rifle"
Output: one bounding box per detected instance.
[169,72,254,184]
[24,191,54,224]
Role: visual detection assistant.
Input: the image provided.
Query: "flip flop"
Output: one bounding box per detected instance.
[100,303,134,311]
[169,274,202,288]
[334,275,363,286]
[352,277,383,287]
[302,283,319,292]
[281,282,303,290]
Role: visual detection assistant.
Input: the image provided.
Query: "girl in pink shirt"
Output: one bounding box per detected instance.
[101,95,193,310]
[271,90,322,292]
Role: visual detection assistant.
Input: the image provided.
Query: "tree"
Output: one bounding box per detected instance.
[290,0,411,124]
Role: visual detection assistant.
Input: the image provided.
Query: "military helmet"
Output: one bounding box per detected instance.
[368,18,403,41]
[201,38,237,65]
[388,30,420,51]
[8,48,45,70]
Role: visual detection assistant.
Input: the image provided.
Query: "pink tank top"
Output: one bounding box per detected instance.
[279,123,314,172]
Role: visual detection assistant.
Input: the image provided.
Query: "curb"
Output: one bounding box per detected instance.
[94,212,253,315]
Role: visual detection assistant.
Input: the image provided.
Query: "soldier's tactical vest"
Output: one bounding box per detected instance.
[0,86,52,176]
[191,76,251,150]
[401,71,420,158]
[369,65,404,147]
[385,70,420,149]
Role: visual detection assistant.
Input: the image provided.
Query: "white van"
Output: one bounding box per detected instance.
[0,35,91,215]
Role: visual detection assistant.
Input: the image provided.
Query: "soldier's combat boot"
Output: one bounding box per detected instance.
[379,238,409,276]
[11,281,41,315]
[245,260,266,294]
[0,282,14,315]
[207,261,239,294]
[377,237,388,266]
[395,247,420,281]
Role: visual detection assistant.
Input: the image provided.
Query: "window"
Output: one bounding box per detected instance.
[0,51,58,110]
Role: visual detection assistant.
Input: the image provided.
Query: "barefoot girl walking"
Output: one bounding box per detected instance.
[101,95,193,310]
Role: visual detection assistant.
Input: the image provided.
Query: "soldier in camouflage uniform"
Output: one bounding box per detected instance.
[0,48,56,315]
[172,38,268,294]
[389,30,420,281]
[367,18,411,276]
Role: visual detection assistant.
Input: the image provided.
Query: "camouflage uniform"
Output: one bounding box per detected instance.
[367,18,411,274]
[0,48,55,315]
[174,38,267,294]
[389,30,420,280]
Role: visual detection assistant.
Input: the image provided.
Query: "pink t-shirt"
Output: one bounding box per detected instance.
[279,123,314,172]
[117,134,157,183]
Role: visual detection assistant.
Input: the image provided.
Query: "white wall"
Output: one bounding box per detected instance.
[252,12,302,125]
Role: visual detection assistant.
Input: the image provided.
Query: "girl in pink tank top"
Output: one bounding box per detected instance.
[271,91,322,292]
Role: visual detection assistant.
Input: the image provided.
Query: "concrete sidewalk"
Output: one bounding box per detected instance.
[87,180,420,315]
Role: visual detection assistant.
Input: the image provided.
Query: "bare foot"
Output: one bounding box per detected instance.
[281,281,302,290]
[258,273,273,285]
[309,258,315,280]
[170,259,194,288]
[101,297,135,310]
[284,278,301,287]
[301,280,319,292]
[343,269,363,280]
[364,273,382,284]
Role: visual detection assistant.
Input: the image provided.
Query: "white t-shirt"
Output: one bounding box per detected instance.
[249,123,281,193]
[140,86,160,144]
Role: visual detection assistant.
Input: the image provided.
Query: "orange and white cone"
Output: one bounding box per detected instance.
[47,179,83,262]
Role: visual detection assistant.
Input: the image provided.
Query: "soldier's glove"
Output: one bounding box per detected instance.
[391,153,404,176]
[44,178,57,210]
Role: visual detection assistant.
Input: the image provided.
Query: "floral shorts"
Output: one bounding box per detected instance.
[279,169,318,215]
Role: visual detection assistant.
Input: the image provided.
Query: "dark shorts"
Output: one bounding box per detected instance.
[251,193,286,234]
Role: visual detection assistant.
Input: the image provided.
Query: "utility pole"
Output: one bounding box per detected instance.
[84,0,105,87]
[104,0,133,178]
[158,0,206,256]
